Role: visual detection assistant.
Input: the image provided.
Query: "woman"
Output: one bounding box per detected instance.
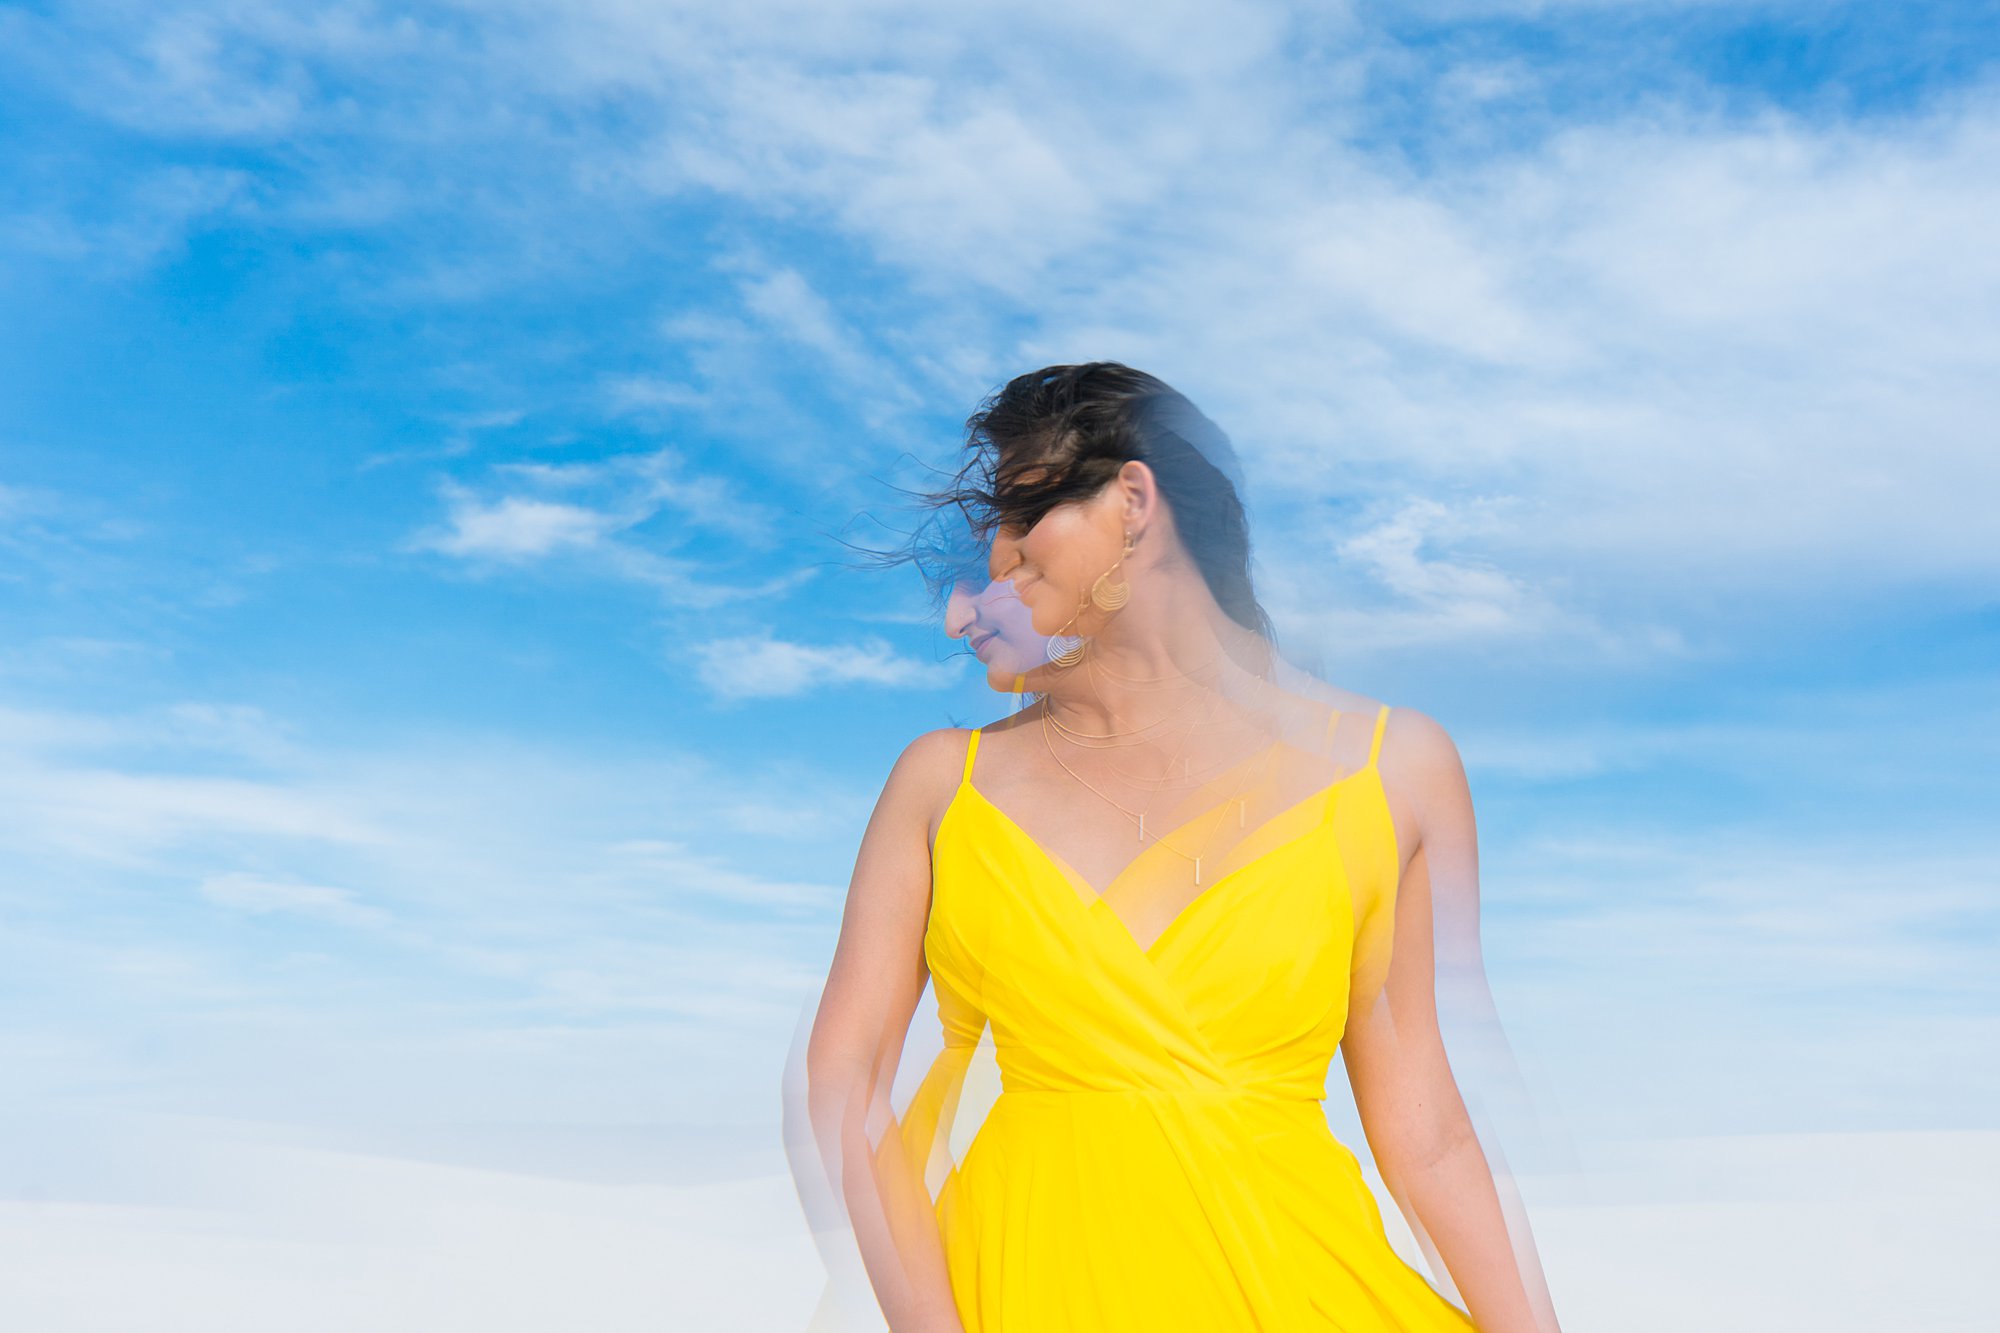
[795,363,1562,1331]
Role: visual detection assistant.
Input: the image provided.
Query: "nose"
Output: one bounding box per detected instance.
[943,583,978,639]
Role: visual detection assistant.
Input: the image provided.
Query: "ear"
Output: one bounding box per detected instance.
[1113,458,1157,525]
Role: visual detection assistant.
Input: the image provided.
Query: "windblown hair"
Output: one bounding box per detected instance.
[932,361,1276,642]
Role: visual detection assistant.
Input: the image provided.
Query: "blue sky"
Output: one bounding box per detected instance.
[1,0,1996,1230]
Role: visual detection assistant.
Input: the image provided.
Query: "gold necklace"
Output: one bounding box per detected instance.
[1043,693,1194,748]
[1087,643,1229,688]
[1040,685,1211,845]
[1043,654,1226,795]
[1047,663,1247,795]
[1039,651,1224,748]
[1083,650,1261,786]
[1039,690,1279,886]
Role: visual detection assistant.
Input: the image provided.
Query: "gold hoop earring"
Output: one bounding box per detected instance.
[1090,529,1135,611]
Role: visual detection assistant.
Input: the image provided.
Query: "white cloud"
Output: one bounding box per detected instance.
[419,487,620,560]
[198,872,393,929]
[0,763,391,865]
[738,266,908,400]
[406,449,804,607]
[12,1,1995,636]
[691,632,960,700]
[0,694,871,1138]
[1337,497,1540,622]
[527,3,2000,622]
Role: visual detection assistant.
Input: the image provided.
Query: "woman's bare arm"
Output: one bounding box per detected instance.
[803,728,968,1333]
[1341,709,1563,1333]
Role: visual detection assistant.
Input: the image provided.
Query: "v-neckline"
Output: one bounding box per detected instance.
[950,766,1371,958]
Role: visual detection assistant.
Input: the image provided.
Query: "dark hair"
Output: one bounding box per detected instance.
[931,362,1276,642]
[839,363,1277,650]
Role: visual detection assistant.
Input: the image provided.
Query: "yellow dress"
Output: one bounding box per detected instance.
[903,704,1479,1331]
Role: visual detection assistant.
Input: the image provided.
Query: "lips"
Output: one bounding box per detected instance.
[969,630,996,655]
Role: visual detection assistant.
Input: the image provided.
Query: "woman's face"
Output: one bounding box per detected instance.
[940,457,1145,691]
[986,485,1125,641]
[942,573,1045,688]
[940,480,1128,691]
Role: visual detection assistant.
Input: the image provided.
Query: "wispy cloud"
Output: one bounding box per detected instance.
[10,2,1994,633]
[0,695,865,1105]
[421,488,622,560]
[406,447,807,607]
[691,632,961,701]
[197,871,395,929]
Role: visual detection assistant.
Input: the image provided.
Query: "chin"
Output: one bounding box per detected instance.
[983,660,1035,694]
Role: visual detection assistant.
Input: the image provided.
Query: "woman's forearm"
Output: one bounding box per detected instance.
[1377,1117,1561,1333]
[807,1060,966,1332]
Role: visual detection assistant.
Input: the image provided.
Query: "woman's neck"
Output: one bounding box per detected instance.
[1039,568,1263,736]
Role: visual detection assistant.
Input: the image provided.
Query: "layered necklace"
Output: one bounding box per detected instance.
[1037,646,1279,887]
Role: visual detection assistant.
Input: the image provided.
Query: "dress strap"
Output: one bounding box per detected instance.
[962,727,983,786]
[1366,704,1391,768]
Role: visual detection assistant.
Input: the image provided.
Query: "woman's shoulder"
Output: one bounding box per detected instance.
[891,720,1018,848]
[1363,704,1473,863]
[897,707,1035,767]
[1273,683,1462,810]
[893,724,979,781]
[1370,703,1460,782]
[1285,681,1453,773]
[889,716,1015,798]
